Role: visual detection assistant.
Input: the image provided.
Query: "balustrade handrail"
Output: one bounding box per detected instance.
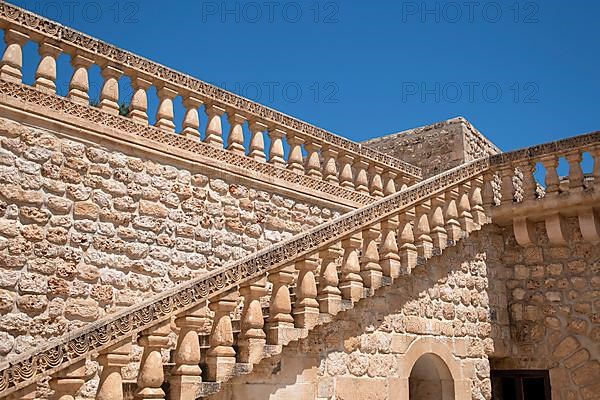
[489,130,600,167]
[0,1,421,180]
[0,156,487,397]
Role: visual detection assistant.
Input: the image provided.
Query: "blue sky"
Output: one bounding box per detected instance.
[8,0,600,152]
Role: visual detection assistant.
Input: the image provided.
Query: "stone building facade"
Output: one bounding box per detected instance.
[0,4,597,400]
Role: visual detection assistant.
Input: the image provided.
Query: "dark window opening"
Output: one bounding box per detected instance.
[491,370,551,400]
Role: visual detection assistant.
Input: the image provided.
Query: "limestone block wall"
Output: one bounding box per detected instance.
[490,217,600,400]
[363,117,500,178]
[0,117,343,363]
[216,227,505,400]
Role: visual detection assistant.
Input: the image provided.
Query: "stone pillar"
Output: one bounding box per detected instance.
[304,141,323,179]
[169,303,210,400]
[249,121,267,162]
[154,85,178,132]
[238,277,267,364]
[353,159,370,194]
[592,146,600,187]
[515,160,536,201]
[322,147,339,184]
[206,291,238,381]
[339,232,364,302]
[99,65,122,115]
[181,96,203,139]
[318,242,343,315]
[226,113,246,154]
[204,104,226,146]
[499,165,515,204]
[268,128,286,167]
[429,194,448,252]
[380,216,401,279]
[293,252,320,329]
[540,155,560,196]
[382,171,397,196]
[67,54,93,104]
[398,214,417,274]
[414,202,433,259]
[566,150,584,190]
[458,183,475,233]
[360,224,383,289]
[0,29,28,83]
[286,133,305,174]
[267,265,295,345]
[130,76,152,124]
[338,153,355,190]
[444,188,462,244]
[49,359,86,400]
[368,166,384,198]
[135,321,170,400]
[97,340,131,400]
[34,42,61,93]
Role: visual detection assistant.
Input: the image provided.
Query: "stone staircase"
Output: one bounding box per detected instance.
[0,3,598,400]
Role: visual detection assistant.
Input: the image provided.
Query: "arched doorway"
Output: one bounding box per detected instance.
[409,353,455,400]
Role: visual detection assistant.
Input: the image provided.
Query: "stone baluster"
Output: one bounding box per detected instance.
[135,321,170,400]
[0,29,28,83]
[444,188,462,244]
[99,65,122,115]
[360,224,383,289]
[34,43,61,93]
[380,216,401,279]
[268,128,286,167]
[169,303,210,400]
[155,85,178,132]
[339,232,364,302]
[338,153,355,190]
[566,150,584,190]
[499,165,515,204]
[318,242,343,314]
[181,96,203,139]
[322,147,340,184]
[515,160,537,201]
[204,104,226,146]
[593,146,600,187]
[206,291,238,381]
[382,171,397,196]
[267,265,295,345]
[286,133,305,174]
[429,194,448,252]
[538,155,559,196]
[398,213,418,274]
[400,176,412,191]
[304,141,323,179]
[129,77,152,124]
[239,277,267,364]
[470,179,487,227]
[368,166,384,198]
[249,121,267,162]
[226,113,246,154]
[353,159,370,195]
[458,183,475,233]
[293,252,320,329]
[96,340,131,400]
[49,360,85,400]
[67,54,93,104]
[414,202,433,260]
[482,172,496,211]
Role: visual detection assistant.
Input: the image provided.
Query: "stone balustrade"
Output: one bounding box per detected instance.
[0,154,488,399]
[0,2,421,209]
[484,131,600,246]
